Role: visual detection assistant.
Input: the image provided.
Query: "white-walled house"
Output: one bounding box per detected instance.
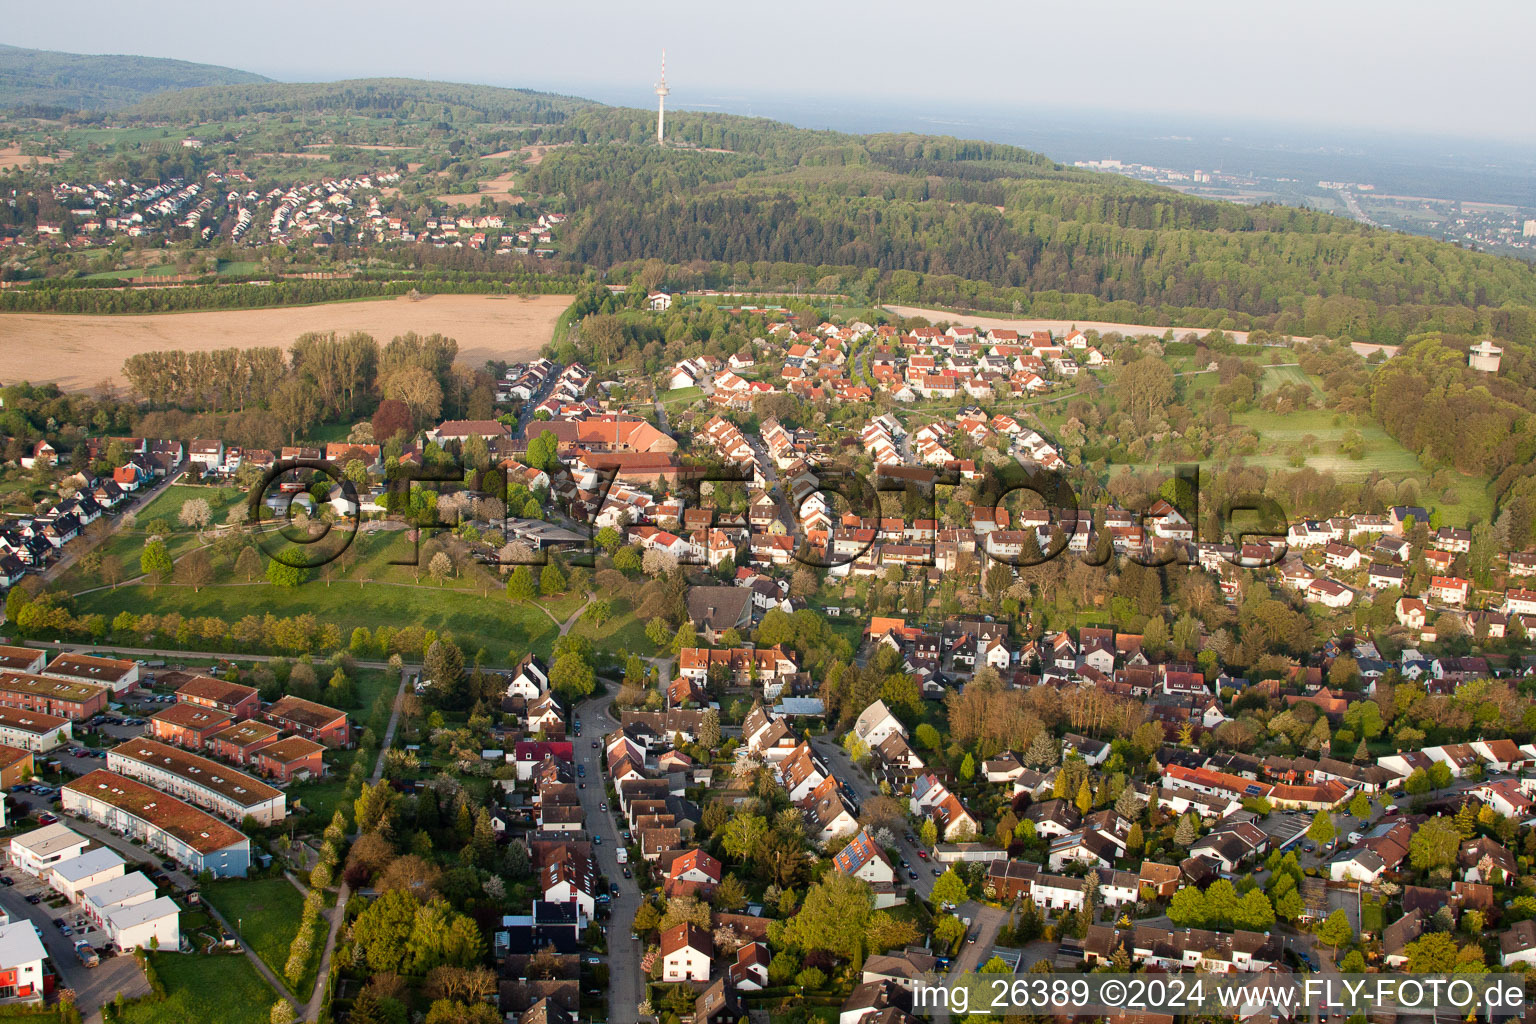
[8,824,88,878]
[48,847,124,903]
[105,896,181,952]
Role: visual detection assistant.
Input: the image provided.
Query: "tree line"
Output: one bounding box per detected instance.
[122,330,463,444]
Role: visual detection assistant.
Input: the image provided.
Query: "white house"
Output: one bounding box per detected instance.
[852,700,906,748]
[48,847,125,903]
[8,824,88,878]
[660,922,712,982]
[81,872,157,928]
[0,920,47,1000]
[105,896,181,953]
[503,655,549,700]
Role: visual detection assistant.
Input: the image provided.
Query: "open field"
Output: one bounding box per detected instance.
[1258,364,1324,398]
[0,293,572,390]
[122,951,276,1024]
[882,304,1263,344]
[438,169,523,205]
[0,146,60,169]
[204,878,308,990]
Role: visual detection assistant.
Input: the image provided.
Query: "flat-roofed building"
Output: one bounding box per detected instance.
[251,736,326,782]
[107,739,285,826]
[49,847,125,903]
[105,896,180,953]
[61,770,250,878]
[0,672,108,720]
[148,703,234,750]
[0,707,71,753]
[0,745,32,790]
[81,872,157,928]
[206,720,282,765]
[0,919,48,1001]
[175,676,260,720]
[262,695,349,747]
[0,647,45,676]
[8,823,88,878]
[40,652,140,694]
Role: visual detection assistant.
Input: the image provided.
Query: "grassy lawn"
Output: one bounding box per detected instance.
[660,386,704,408]
[1258,364,1323,396]
[287,752,363,822]
[203,878,307,988]
[122,951,278,1024]
[567,598,659,658]
[133,484,249,526]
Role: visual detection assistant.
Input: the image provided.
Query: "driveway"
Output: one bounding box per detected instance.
[575,695,642,1024]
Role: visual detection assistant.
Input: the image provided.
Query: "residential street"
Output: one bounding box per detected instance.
[808,734,938,901]
[576,693,643,1024]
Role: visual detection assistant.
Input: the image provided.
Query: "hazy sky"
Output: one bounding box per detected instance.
[7,0,1535,143]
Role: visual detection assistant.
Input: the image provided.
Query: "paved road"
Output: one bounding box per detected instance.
[808,734,939,901]
[27,639,400,672]
[575,694,642,1024]
[946,902,1008,975]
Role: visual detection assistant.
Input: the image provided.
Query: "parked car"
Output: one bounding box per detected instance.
[25,894,41,905]
[593,835,602,845]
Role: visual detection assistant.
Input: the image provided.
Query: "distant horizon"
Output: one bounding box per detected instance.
[4,0,1534,145]
[8,40,1530,154]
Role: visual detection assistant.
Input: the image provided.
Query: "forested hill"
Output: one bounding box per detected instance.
[44,73,1536,342]
[0,44,270,113]
[121,78,593,125]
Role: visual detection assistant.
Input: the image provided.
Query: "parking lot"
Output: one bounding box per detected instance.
[0,870,150,1014]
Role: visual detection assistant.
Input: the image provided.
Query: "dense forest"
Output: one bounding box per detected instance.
[120,77,589,125]
[525,141,1536,343]
[7,73,1536,345]
[0,44,269,113]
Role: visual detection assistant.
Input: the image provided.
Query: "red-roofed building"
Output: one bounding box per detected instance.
[664,849,723,898]
[262,696,349,747]
[252,737,327,782]
[148,703,234,750]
